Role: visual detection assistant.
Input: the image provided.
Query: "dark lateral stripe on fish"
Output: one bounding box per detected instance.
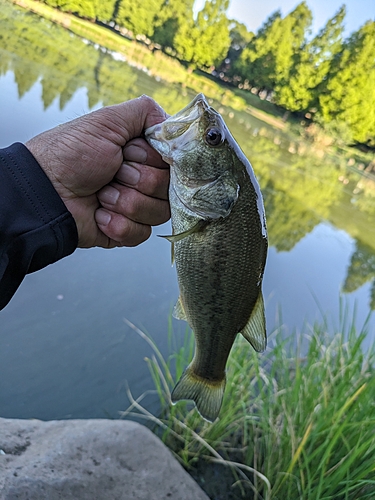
[171,366,226,423]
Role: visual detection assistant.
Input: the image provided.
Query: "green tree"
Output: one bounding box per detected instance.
[276,6,346,112]
[318,21,375,143]
[265,189,319,251]
[233,10,281,89]
[0,48,11,76]
[152,0,194,49]
[94,0,117,23]
[343,240,375,310]
[13,60,40,98]
[116,0,164,38]
[55,0,96,19]
[0,2,142,110]
[174,0,231,69]
[228,20,254,50]
[42,0,115,21]
[42,0,68,9]
[234,2,312,92]
[224,20,254,76]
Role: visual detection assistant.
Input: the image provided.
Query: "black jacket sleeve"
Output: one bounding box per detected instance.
[0,142,78,310]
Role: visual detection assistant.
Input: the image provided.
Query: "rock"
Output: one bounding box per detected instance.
[0,418,209,500]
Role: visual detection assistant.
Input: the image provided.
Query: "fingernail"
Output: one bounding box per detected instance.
[117,164,140,186]
[123,144,147,163]
[95,209,111,226]
[98,186,119,204]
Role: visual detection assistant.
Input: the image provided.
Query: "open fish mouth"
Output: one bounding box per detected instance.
[144,94,215,159]
[169,93,211,125]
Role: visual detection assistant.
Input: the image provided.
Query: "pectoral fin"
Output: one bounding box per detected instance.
[240,293,267,352]
[171,242,174,266]
[190,172,239,219]
[158,220,206,243]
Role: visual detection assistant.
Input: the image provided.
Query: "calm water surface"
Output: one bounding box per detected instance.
[1,2,374,419]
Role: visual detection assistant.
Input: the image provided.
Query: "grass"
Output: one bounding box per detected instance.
[122,307,375,500]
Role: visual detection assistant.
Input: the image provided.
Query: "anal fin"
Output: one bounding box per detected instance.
[173,296,187,321]
[240,293,267,352]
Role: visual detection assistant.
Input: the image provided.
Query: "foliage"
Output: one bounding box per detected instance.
[123,310,375,499]
[22,0,375,143]
[234,2,312,92]
[152,0,194,49]
[264,189,319,251]
[318,21,375,143]
[174,0,231,68]
[115,0,164,38]
[343,241,375,310]
[228,19,253,50]
[275,6,346,113]
[223,20,254,74]
[95,0,116,23]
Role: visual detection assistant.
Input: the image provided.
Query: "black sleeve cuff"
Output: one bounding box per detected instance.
[0,142,78,310]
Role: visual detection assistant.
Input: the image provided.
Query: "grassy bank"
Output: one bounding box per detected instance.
[123,311,375,500]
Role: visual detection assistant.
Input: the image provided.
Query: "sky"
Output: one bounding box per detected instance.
[195,0,374,37]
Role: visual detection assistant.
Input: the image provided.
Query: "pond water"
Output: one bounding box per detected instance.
[1,2,375,420]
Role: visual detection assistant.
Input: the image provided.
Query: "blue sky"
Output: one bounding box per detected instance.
[195,0,374,37]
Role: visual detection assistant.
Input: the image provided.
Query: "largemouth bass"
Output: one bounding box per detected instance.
[145,94,267,422]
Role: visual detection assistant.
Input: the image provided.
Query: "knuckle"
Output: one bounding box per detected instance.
[142,168,169,198]
[157,202,171,224]
[108,215,151,246]
[138,94,154,106]
[141,169,161,196]
[122,191,143,221]
[115,186,170,225]
[120,224,151,247]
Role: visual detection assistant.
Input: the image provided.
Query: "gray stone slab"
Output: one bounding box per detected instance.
[0,418,209,500]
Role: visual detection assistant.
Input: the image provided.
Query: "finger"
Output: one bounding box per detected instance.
[123,138,168,169]
[96,95,168,143]
[95,209,152,247]
[97,183,170,226]
[115,162,169,200]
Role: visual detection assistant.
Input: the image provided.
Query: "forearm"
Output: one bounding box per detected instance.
[0,143,78,310]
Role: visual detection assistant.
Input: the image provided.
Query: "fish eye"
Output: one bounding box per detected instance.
[205,127,223,146]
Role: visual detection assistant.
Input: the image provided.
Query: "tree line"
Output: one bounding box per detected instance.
[39,0,375,143]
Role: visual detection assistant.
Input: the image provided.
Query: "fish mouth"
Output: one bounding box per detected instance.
[171,93,210,122]
[144,94,215,159]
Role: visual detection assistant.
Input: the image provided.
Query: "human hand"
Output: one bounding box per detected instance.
[26,95,170,248]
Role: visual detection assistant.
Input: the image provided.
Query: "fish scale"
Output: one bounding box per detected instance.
[145,93,268,422]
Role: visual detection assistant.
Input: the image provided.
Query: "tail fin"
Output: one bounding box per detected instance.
[171,366,226,423]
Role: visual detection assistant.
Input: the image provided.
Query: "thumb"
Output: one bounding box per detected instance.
[91,95,168,145]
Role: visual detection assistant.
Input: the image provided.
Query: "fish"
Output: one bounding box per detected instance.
[145,93,268,422]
